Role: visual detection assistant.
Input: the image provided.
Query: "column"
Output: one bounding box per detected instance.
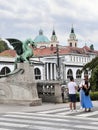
[50,63,53,80]
[46,63,49,80]
[54,63,56,80]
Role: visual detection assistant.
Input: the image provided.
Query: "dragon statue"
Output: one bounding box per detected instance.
[0,38,36,78]
[5,38,36,63]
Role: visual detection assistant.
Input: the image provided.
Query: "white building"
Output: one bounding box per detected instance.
[0,27,98,84]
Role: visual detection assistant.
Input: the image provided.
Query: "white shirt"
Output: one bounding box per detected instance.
[68,81,77,94]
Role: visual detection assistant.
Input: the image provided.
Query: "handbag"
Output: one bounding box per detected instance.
[84,80,90,96]
[85,89,89,96]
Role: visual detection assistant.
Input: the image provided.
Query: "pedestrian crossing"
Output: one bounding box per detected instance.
[0,108,98,130]
[37,107,98,117]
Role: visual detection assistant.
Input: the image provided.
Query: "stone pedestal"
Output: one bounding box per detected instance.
[0,63,42,106]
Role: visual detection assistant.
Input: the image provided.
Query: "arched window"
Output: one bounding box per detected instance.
[34,68,41,80]
[0,67,11,75]
[75,43,77,47]
[76,69,81,78]
[67,69,73,79]
[70,43,72,47]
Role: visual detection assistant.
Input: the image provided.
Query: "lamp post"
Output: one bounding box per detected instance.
[56,44,61,80]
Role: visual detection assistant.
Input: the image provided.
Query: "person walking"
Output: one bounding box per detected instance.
[67,76,77,111]
[79,75,93,112]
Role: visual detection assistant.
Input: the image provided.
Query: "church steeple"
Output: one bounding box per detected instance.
[50,28,59,47]
[39,29,43,35]
[71,26,74,33]
[52,30,56,35]
[51,29,57,42]
[68,25,78,47]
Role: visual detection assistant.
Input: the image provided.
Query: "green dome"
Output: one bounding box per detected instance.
[34,29,50,43]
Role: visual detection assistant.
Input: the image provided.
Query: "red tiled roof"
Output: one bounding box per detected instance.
[33,46,98,56]
[0,46,98,57]
[0,50,16,57]
[33,47,57,56]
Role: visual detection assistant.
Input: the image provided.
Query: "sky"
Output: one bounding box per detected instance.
[0,0,98,50]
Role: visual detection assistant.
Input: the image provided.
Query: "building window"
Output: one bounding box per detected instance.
[0,67,11,75]
[67,69,73,79]
[76,69,81,78]
[73,56,75,62]
[34,68,41,80]
[70,43,72,47]
[79,57,81,62]
[76,57,78,62]
[70,55,72,61]
[82,57,83,62]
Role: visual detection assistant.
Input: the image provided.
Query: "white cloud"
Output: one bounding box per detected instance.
[0,0,98,50]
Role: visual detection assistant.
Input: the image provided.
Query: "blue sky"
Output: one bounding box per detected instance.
[0,0,98,50]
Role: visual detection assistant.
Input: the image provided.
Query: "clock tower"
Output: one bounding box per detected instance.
[68,26,78,47]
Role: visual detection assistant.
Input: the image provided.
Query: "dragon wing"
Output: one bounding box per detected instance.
[6,38,23,55]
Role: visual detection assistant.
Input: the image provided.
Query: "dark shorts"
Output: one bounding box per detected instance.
[69,94,76,102]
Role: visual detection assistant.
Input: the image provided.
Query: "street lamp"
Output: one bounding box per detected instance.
[56,44,61,80]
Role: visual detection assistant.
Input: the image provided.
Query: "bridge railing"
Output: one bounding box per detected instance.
[36,80,63,103]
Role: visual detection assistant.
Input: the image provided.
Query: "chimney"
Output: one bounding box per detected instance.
[50,44,53,51]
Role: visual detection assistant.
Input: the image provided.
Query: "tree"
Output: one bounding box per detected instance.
[90,44,94,50]
[0,40,9,53]
[90,65,98,90]
[82,56,98,90]
[82,57,98,71]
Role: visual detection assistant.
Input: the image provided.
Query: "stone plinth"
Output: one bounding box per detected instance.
[0,63,42,106]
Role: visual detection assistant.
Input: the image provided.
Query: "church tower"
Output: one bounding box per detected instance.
[51,29,57,42]
[50,29,59,47]
[68,26,78,47]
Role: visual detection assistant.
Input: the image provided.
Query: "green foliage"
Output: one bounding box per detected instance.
[76,91,98,101]
[0,40,9,53]
[76,93,80,101]
[90,91,98,100]
[90,44,94,50]
[82,56,98,90]
[82,56,98,71]
[90,65,98,89]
